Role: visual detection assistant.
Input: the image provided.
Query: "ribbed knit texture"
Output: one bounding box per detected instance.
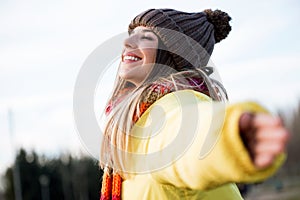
[100,168,122,200]
[128,9,216,70]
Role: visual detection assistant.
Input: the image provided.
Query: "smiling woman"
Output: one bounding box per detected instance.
[119,27,159,86]
[99,8,289,200]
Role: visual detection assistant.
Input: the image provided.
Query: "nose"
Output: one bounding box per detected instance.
[123,34,138,49]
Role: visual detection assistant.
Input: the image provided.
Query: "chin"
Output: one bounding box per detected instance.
[119,73,133,81]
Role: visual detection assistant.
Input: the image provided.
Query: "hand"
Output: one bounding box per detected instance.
[239,113,290,169]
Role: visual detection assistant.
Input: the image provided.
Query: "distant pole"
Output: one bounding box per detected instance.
[39,175,50,200]
[8,109,23,200]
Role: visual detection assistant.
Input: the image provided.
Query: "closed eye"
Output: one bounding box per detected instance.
[141,36,154,41]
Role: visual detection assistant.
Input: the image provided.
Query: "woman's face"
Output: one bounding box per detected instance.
[119,26,159,86]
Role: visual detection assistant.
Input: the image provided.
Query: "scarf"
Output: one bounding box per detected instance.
[100,77,210,200]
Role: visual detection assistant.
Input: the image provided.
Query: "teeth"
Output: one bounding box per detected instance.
[123,55,141,61]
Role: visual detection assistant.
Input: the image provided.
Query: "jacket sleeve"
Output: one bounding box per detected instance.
[129,90,286,190]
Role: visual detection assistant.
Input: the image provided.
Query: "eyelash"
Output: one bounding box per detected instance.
[141,36,153,41]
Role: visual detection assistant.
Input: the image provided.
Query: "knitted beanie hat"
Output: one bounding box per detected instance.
[128,8,231,70]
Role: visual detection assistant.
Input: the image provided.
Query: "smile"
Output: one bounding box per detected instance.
[122,52,142,63]
[123,55,142,61]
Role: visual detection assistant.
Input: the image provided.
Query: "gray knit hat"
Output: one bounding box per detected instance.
[128,8,231,70]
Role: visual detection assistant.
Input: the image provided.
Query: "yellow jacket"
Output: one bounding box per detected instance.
[121,90,285,199]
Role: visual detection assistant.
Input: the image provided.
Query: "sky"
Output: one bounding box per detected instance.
[1,0,300,179]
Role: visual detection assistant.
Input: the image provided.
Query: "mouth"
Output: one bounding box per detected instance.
[122,52,142,63]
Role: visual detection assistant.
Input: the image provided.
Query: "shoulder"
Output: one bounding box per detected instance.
[153,89,211,107]
[136,89,212,123]
[134,80,212,123]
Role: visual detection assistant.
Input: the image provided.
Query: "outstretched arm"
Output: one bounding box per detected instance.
[132,91,290,190]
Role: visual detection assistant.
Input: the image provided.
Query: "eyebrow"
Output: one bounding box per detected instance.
[131,29,154,34]
[141,29,154,33]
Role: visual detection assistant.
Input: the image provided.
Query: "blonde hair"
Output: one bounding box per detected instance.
[100,43,228,173]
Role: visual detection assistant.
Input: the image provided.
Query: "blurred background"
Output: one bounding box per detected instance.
[0,0,299,199]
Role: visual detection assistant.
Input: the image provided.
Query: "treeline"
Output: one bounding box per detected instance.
[1,149,103,200]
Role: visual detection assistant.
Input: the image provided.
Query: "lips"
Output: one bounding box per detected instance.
[122,52,142,63]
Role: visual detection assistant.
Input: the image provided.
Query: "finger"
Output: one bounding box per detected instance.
[254,141,285,155]
[239,112,255,133]
[255,127,290,143]
[253,114,282,128]
[254,154,274,169]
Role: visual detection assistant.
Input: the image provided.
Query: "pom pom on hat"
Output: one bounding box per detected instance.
[204,9,232,43]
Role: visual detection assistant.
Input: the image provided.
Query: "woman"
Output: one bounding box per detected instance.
[99,8,289,199]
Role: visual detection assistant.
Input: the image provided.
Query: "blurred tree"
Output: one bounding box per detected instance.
[3,166,14,200]
[2,149,103,200]
[281,100,300,176]
[4,149,41,200]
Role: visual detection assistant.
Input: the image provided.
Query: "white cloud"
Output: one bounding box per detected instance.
[217,53,300,111]
[213,10,291,64]
[0,0,122,74]
[0,111,14,175]
[0,92,71,110]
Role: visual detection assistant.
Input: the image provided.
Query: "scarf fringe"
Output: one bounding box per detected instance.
[100,167,122,200]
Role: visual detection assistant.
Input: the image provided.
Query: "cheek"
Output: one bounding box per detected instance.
[145,49,157,63]
[151,50,157,62]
